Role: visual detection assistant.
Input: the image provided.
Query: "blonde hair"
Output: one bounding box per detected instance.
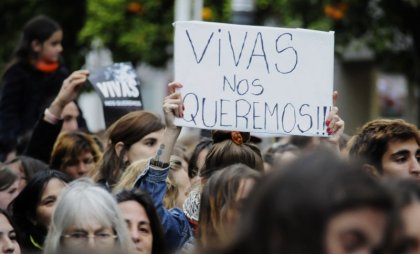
[112,159,148,193]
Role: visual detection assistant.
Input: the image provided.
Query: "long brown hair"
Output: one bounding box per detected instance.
[90,111,164,187]
[198,163,261,250]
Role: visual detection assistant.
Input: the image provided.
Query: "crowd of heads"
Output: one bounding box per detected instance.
[1,14,420,254]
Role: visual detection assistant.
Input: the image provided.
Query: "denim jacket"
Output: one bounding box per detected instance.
[134,162,192,251]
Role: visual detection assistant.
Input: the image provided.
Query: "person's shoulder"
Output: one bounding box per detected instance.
[3,61,32,76]
[1,61,33,86]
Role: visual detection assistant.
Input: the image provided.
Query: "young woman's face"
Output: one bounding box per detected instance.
[35,178,67,228]
[0,180,19,210]
[36,30,63,62]
[0,213,21,254]
[325,207,387,254]
[127,129,165,163]
[119,201,153,254]
[62,151,96,179]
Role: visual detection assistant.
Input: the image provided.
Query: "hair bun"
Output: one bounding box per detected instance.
[211,130,250,145]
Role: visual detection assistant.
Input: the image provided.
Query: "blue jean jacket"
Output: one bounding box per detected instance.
[134,163,192,251]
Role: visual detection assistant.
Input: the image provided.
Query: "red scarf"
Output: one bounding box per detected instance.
[35,60,59,73]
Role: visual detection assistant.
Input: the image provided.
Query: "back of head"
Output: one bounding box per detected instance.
[348,119,420,173]
[44,178,132,254]
[198,163,261,250]
[223,149,393,254]
[200,131,264,179]
[92,111,164,186]
[15,15,61,61]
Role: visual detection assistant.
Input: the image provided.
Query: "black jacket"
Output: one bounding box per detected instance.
[0,61,68,160]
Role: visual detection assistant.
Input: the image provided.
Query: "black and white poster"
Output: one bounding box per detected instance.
[88,62,143,127]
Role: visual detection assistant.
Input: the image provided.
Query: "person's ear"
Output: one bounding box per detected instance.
[31,40,42,53]
[114,142,129,162]
[114,142,125,157]
[362,164,381,179]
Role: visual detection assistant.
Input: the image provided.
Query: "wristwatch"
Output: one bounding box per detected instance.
[150,158,170,168]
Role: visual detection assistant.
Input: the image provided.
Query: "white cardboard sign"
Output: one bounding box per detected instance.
[174,21,334,136]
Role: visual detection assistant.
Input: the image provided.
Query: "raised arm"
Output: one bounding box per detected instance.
[25,70,89,163]
[325,91,345,153]
[153,82,184,165]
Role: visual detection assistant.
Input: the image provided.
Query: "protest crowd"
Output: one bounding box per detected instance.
[1,15,420,254]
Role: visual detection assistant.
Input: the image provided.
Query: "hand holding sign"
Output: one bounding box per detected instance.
[55,70,90,107]
[88,62,143,128]
[325,90,345,150]
[163,82,184,130]
[47,70,89,121]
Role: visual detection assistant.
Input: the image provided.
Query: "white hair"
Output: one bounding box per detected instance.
[43,178,133,254]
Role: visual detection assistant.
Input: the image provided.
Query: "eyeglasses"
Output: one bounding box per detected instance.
[61,232,118,245]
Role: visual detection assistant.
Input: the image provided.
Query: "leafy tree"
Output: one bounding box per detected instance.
[253,0,420,82]
[80,0,174,67]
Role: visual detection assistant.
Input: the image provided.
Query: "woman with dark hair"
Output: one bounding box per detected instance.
[116,189,167,254]
[0,209,21,254]
[221,150,395,254]
[50,131,102,179]
[0,166,19,210]
[0,15,89,162]
[0,15,65,161]
[5,156,49,193]
[9,170,71,253]
[90,111,165,188]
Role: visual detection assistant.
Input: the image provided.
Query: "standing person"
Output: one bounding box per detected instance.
[0,15,67,161]
[0,209,21,254]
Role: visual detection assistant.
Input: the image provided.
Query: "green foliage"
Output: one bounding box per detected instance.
[253,0,420,80]
[80,0,174,67]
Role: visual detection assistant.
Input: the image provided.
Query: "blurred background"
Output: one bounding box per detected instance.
[0,0,419,135]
